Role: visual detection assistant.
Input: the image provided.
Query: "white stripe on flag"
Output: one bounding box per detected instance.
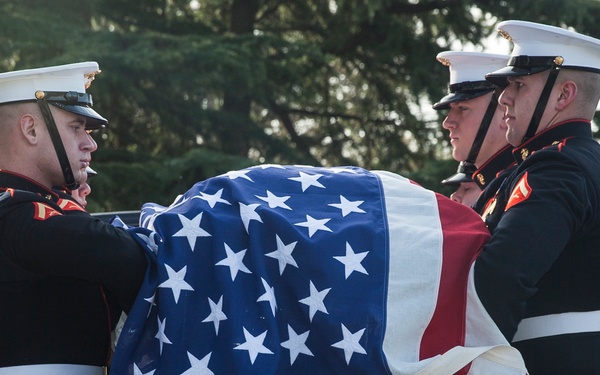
[375,171,444,373]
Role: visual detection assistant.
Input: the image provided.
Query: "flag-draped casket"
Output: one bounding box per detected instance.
[110,165,527,374]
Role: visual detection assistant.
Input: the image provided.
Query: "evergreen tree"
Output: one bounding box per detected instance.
[1,0,599,210]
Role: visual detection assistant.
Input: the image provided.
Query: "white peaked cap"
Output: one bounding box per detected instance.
[0,61,100,104]
[438,51,510,85]
[433,51,509,110]
[486,20,600,85]
[0,61,107,128]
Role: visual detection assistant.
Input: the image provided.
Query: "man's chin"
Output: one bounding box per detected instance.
[506,133,521,147]
[452,152,469,162]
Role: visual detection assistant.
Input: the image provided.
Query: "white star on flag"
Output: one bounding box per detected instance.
[202,296,228,334]
[239,202,263,233]
[256,190,292,210]
[328,195,366,217]
[234,327,274,364]
[326,167,358,174]
[133,363,155,375]
[331,324,367,365]
[254,164,285,169]
[215,243,252,281]
[295,214,332,237]
[195,188,231,208]
[334,242,369,279]
[172,212,211,251]
[265,235,298,275]
[144,292,156,317]
[181,352,214,375]
[158,265,195,303]
[280,324,314,365]
[168,193,186,206]
[226,169,253,182]
[162,196,189,214]
[299,280,330,322]
[288,172,325,192]
[257,278,277,316]
[155,317,172,355]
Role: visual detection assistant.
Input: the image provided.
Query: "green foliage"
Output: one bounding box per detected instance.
[405,158,460,198]
[86,147,255,211]
[2,0,600,211]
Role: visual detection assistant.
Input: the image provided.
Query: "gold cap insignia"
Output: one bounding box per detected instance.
[437,57,451,67]
[554,56,564,66]
[498,29,513,42]
[84,70,101,89]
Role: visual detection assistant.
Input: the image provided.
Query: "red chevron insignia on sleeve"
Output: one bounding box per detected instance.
[505,172,532,211]
[32,202,62,220]
[57,198,86,212]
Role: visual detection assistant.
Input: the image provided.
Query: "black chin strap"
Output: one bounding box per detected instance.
[523,67,561,143]
[35,91,79,190]
[465,91,499,164]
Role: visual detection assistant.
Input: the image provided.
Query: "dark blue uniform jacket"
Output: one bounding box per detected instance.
[0,171,147,367]
[475,120,600,374]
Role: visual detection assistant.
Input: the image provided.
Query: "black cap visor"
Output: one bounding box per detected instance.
[485,55,561,87]
[50,102,107,130]
[38,90,107,130]
[86,166,98,176]
[441,172,472,186]
[441,161,477,186]
[485,65,552,87]
[433,89,493,110]
[433,80,496,110]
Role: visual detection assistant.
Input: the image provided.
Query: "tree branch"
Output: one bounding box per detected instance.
[268,100,320,165]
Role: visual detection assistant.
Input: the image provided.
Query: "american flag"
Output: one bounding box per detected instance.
[110,165,527,375]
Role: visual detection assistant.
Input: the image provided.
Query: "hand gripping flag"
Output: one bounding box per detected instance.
[110,165,527,375]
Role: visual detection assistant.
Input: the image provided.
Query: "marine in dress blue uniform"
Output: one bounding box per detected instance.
[432,51,514,209]
[473,21,600,374]
[0,63,147,374]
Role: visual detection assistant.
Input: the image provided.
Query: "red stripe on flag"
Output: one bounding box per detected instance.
[420,193,490,371]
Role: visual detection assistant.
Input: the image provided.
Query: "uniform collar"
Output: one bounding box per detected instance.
[0,169,60,201]
[473,144,516,189]
[512,119,592,164]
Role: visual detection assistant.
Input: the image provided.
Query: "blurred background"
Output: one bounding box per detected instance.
[1,0,599,212]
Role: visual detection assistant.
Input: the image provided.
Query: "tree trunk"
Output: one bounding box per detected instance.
[222,0,260,156]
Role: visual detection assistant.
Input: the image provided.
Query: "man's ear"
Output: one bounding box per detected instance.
[20,114,39,145]
[556,80,577,110]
